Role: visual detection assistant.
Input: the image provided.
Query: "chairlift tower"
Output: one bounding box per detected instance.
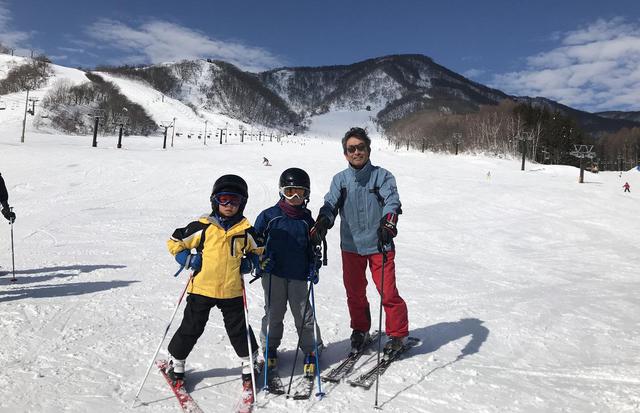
[89,109,105,147]
[113,111,129,149]
[159,120,174,150]
[569,144,596,183]
[517,131,534,171]
[453,132,463,155]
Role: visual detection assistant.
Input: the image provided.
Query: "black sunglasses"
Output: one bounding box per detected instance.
[346,143,367,153]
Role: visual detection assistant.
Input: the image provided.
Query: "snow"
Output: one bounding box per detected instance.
[1,125,639,413]
[1,54,640,413]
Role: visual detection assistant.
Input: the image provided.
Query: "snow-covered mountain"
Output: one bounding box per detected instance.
[0,55,273,139]
[2,52,639,138]
[259,54,508,124]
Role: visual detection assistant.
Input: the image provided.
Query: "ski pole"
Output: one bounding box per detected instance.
[309,281,325,399]
[131,272,194,407]
[240,275,258,408]
[285,284,312,397]
[262,273,272,393]
[374,249,387,408]
[261,234,273,393]
[9,208,16,283]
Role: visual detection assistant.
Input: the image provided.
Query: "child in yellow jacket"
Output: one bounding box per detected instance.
[166,174,263,399]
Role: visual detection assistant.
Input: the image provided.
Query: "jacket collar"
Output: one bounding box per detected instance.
[347,160,374,183]
[202,213,244,231]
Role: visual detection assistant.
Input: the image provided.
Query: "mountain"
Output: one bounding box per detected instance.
[595,111,640,124]
[258,54,509,126]
[3,52,639,136]
[513,97,640,135]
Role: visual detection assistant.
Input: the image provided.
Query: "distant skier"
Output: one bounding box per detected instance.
[263,157,271,166]
[0,173,16,223]
[623,182,630,192]
[164,174,263,405]
[486,171,491,180]
[254,167,323,379]
[309,127,409,356]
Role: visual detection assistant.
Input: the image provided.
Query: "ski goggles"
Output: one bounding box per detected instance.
[280,186,309,200]
[213,192,244,207]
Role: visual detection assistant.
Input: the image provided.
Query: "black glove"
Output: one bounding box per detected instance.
[307,247,323,284]
[377,213,398,251]
[1,207,15,223]
[309,214,330,245]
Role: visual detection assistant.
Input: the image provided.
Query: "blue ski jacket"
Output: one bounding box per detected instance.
[254,202,316,280]
[318,160,401,255]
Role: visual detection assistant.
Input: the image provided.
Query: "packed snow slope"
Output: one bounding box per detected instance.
[0,127,639,413]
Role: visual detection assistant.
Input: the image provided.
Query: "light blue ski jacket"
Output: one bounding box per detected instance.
[318,160,401,255]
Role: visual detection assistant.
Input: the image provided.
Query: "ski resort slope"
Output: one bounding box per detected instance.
[0,129,639,413]
[0,54,259,138]
[95,71,251,136]
[0,55,88,128]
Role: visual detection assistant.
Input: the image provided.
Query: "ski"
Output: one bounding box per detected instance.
[289,375,315,400]
[347,337,421,390]
[322,330,381,383]
[263,367,285,395]
[234,382,255,413]
[156,359,204,413]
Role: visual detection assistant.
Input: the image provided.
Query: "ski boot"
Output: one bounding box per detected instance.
[167,358,185,386]
[383,336,406,359]
[303,352,316,377]
[350,330,370,352]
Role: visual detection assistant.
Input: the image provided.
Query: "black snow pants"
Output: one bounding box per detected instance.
[168,293,258,360]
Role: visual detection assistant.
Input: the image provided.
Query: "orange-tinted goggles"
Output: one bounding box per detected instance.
[214,192,244,206]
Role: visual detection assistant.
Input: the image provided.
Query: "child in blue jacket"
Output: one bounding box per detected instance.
[254,167,323,376]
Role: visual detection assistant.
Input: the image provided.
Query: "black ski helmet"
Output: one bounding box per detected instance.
[279,167,310,190]
[210,174,248,213]
[279,167,310,200]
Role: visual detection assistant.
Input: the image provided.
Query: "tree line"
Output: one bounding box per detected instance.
[41,72,157,135]
[0,54,52,94]
[385,100,638,171]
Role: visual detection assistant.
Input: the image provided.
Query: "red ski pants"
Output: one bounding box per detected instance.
[341,250,409,338]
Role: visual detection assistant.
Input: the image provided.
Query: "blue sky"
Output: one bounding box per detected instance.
[1,0,640,112]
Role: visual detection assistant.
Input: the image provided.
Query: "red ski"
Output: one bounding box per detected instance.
[234,379,255,413]
[156,359,204,413]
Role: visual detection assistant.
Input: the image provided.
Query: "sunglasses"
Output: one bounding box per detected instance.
[346,143,367,154]
[280,186,309,200]
[214,192,244,207]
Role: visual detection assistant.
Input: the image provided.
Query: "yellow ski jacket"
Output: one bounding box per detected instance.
[167,215,263,299]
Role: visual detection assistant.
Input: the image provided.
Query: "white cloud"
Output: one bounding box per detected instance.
[0,0,31,48]
[463,68,485,79]
[491,18,640,112]
[85,19,285,72]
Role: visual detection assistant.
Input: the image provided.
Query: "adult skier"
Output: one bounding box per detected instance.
[309,127,409,356]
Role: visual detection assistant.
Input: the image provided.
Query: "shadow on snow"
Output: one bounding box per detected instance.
[378,318,490,408]
[181,317,489,397]
[0,264,127,284]
[0,280,138,302]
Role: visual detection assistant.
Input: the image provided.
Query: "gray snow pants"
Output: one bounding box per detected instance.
[260,274,322,355]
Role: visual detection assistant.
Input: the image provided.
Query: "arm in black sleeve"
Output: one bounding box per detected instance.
[0,173,9,209]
